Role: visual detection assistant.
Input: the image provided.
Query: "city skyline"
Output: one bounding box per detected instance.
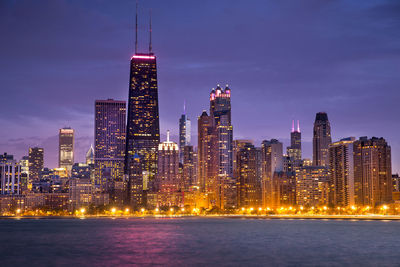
[0,0,399,174]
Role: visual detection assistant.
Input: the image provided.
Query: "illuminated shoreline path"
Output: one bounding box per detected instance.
[125,6,160,209]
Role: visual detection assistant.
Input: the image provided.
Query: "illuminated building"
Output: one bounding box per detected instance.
[179,102,191,163]
[197,110,217,208]
[19,156,29,193]
[59,127,75,173]
[209,84,235,209]
[273,171,296,207]
[261,139,283,208]
[182,145,196,191]
[235,142,262,208]
[393,174,400,192]
[313,112,331,167]
[296,166,329,206]
[71,163,94,180]
[0,153,21,195]
[86,145,94,165]
[155,131,182,207]
[69,178,94,210]
[329,137,355,207]
[94,99,126,193]
[28,147,44,183]
[125,10,160,208]
[353,137,392,206]
[287,120,301,161]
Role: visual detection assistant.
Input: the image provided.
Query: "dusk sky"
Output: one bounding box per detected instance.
[0,0,399,173]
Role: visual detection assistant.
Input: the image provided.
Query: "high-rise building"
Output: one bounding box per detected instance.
[179,103,191,163]
[287,120,301,161]
[261,139,283,208]
[270,171,296,207]
[296,166,329,207]
[209,85,235,209]
[1,153,21,195]
[235,142,262,208]
[125,10,160,208]
[155,131,181,207]
[197,111,217,207]
[329,137,355,207]
[182,145,195,191]
[86,145,94,165]
[19,156,29,193]
[313,112,332,167]
[353,137,392,206]
[94,99,126,191]
[59,127,75,173]
[28,147,44,183]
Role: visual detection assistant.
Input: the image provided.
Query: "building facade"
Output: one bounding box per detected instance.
[329,137,355,207]
[296,166,329,207]
[353,137,392,206]
[125,53,160,208]
[1,153,21,195]
[261,139,283,208]
[313,112,331,167]
[28,147,44,183]
[59,128,75,173]
[235,142,262,208]
[94,99,126,193]
[179,107,191,163]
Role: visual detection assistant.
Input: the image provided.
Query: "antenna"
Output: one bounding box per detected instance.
[183,100,186,115]
[135,1,138,54]
[291,120,295,133]
[167,130,170,142]
[149,9,152,53]
[297,120,300,133]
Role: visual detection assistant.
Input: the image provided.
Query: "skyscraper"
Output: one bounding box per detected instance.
[261,139,283,208]
[179,102,191,163]
[197,110,217,207]
[182,145,195,191]
[94,99,126,191]
[125,8,160,208]
[156,131,179,191]
[353,137,392,206]
[287,120,301,161]
[329,137,355,207]
[235,142,262,208]
[313,112,332,167]
[28,147,44,183]
[209,85,235,209]
[59,127,74,173]
[86,145,94,165]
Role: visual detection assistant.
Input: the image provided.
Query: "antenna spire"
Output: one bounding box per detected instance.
[291,120,295,133]
[167,130,170,142]
[135,1,138,54]
[297,120,300,133]
[183,100,186,115]
[149,9,152,53]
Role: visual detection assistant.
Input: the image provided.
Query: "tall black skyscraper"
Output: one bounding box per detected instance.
[125,6,160,209]
[313,112,332,167]
[288,120,301,161]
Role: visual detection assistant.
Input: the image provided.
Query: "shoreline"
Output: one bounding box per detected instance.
[1,214,400,221]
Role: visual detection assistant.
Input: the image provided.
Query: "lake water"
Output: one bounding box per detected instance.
[0,217,399,266]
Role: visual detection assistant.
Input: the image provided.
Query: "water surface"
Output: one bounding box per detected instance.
[0,217,399,266]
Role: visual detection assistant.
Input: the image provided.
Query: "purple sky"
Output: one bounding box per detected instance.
[0,0,399,173]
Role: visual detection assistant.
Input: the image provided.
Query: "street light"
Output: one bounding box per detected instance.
[80,208,86,214]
